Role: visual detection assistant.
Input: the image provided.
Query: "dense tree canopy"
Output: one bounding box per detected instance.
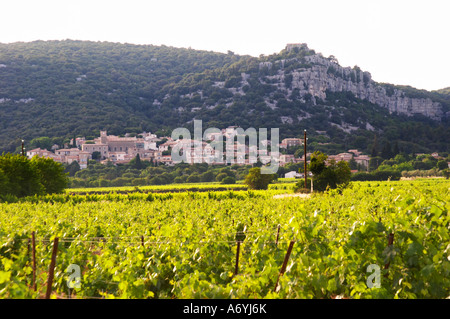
[30,156,68,194]
[67,160,249,188]
[302,151,351,192]
[0,153,67,200]
[244,167,276,190]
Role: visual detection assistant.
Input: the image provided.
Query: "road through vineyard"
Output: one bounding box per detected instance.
[0,180,448,299]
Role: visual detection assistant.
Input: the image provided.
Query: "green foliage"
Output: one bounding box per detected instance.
[221,176,236,184]
[186,174,200,183]
[215,172,228,182]
[0,179,448,299]
[29,136,53,151]
[434,86,450,95]
[30,156,68,194]
[0,168,9,197]
[370,152,449,179]
[64,161,81,177]
[68,159,249,188]
[442,169,450,179]
[437,160,448,170]
[129,154,144,169]
[351,170,402,181]
[0,153,44,198]
[293,178,312,193]
[309,151,327,175]
[306,151,351,192]
[244,167,275,190]
[91,151,101,160]
[0,153,68,199]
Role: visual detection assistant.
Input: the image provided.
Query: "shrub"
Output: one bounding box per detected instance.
[221,176,236,184]
[174,175,187,183]
[308,151,351,192]
[244,167,275,190]
[187,174,200,183]
[131,178,147,186]
[0,153,67,198]
[215,172,228,182]
[0,153,44,197]
[31,156,68,194]
[293,178,311,193]
[351,170,401,181]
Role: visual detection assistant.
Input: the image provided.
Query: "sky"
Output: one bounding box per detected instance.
[1,0,449,91]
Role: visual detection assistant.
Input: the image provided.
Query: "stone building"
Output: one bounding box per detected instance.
[280,138,302,149]
[81,131,147,162]
[28,147,90,169]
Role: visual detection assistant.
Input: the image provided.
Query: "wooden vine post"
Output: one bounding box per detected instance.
[275,225,281,247]
[31,231,37,291]
[273,240,295,292]
[234,226,246,276]
[384,232,395,277]
[45,237,59,299]
[234,241,241,276]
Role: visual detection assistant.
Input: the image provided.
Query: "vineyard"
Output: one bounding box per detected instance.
[63,179,296,195]
[0,179,448,299]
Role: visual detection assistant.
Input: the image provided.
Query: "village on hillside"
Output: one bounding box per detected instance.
[28,127,376,177]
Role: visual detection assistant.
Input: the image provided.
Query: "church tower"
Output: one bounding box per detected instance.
[100,130,108,144]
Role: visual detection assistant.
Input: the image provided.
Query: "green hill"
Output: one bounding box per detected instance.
[434,87,450,95]
[0,40,448,154]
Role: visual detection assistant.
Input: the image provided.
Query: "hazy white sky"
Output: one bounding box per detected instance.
[1,0,448,91]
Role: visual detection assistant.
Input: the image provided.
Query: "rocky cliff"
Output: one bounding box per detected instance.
[260,46,443,120]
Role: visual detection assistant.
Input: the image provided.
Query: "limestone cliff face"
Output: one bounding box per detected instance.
[265,53,443,120]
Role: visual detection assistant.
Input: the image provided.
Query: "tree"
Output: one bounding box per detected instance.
[392,142,400,156]
[334,160,352,186]
[130,153,143,169]
[244,167,275,190]
[442,168,450,179]
[348,158,358,170]
[381,141,393,159]
[369,156,383,171]
[221,176,236,184]
[65,161,80,177]
[303,151,351,192]
[187,174,200,183]
[200,171,214,182]
[91,151,101,160]
[371,135,378,157]
[437,160,448,170]
[29,136,53,151]
[31,156,68,194]
[174,175,187,183]
[0,168,10,197]
[309,151,327,175]
[215,172,228,182]
[0,153,43,197]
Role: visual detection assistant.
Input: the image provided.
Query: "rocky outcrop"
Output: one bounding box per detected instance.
[267,53,443,120]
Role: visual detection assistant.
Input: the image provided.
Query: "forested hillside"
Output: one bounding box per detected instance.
[0,40,246,151]
[0,40,448,154]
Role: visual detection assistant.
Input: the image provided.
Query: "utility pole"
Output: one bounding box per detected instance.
[21,139,25,156]
[304,130,307,189]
